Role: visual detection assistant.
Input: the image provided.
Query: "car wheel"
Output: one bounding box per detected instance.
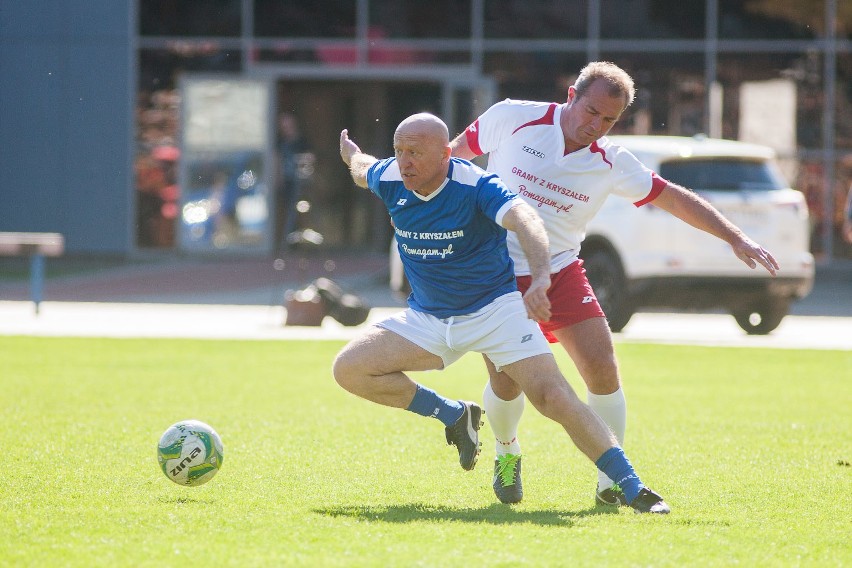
[731,298,789,335]
[581,248,634,332]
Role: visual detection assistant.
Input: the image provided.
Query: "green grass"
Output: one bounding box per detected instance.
[0,337,849,567]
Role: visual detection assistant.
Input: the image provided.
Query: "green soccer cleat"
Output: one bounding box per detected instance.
[493,453,523,504]
[444,401,483,471]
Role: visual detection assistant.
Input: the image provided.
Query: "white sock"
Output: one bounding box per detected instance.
[482,381,524,456]
[587,388,627,490]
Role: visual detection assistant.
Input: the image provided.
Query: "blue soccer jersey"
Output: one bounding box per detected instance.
[367,157,520,317]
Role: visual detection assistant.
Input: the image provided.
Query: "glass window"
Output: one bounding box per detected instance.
[717,53,819,147]
[369,0,471,38]
[834,154,852,259]
[483,0,586,39]
[136,47,243,249]
[484,52,587,102]
[841,4,852,41]
[837,53,852,150]
[600,53,706,136]
[718,0,821,40]
[254,0,357,38]
[600,0,705,39]
[139,0,241,37]
[659,159,786,191]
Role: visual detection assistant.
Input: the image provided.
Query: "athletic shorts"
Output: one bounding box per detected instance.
[515,259,606,343]
[377,291,552,370]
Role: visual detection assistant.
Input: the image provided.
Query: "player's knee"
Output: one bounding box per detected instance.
[526,378,577,419]
[331,351,359,392]
[580,358,621,393]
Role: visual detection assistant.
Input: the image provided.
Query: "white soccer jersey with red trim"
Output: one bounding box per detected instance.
[464,99,667,275]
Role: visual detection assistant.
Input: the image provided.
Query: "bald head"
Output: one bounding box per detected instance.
[395,113,450,144]
[393,113,452,195]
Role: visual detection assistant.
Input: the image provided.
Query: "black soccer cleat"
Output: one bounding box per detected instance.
[493,454,523,504]
[595,484,628,507]
[629,487,671,514]
[444,401,483,471]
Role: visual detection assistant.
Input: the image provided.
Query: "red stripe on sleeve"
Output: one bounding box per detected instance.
[464,120,484,156]
[634,173,668,207]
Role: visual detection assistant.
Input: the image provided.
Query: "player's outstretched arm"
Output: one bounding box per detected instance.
[652,182,780,276]
[340,129,377,189]
[449,132,477,160]
[502,201,552,322]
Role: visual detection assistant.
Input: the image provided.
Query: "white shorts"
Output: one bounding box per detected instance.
[376,291,552,370]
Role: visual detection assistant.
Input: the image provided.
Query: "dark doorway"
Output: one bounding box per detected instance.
[274,80,442,251]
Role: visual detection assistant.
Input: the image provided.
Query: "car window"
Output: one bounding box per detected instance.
[659,158,786,191]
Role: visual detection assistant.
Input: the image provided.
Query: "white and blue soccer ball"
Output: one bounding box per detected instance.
[157,420,224,487]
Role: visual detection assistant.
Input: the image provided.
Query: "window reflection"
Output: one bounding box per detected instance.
[601,0,705,39]
[134,1,851,259]
[369,0,471,38]
[180,152,268,250]
[139,0,241,36]
[254,0,357,37]
[484,0,586,39]
[484,52,586,102]
[136,47,242,249]
[718,0,821,39]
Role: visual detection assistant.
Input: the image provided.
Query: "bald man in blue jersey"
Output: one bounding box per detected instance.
[334,113,670,513]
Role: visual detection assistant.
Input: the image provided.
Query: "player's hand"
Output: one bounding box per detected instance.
[339,129,361,166]
[522,277,551,322]
[731,236,780,276]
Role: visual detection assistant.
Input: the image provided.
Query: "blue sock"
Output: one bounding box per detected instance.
[595,447,645,504]
[405,385,464,427]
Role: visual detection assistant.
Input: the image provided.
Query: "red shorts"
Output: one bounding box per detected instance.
[515,259,606,343]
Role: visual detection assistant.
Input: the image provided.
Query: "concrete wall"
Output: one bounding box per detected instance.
[0,1,133,254]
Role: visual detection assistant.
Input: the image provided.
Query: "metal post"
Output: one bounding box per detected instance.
[822,0,837,261]
[31,253,45,315]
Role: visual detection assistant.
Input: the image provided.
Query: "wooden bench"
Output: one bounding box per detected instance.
[0,232,65,313]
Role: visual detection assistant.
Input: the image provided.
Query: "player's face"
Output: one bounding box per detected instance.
[562,79,627,153]
[393,131,451,195]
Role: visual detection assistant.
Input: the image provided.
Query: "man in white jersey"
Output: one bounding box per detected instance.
[334,112,670,513]
[452,61,780,505]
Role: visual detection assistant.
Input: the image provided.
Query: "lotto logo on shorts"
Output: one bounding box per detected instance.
[582,296,594,304]
[521,334,533,343]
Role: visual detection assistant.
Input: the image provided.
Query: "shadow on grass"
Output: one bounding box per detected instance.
[157,495,216,505]
[314,502,618,526]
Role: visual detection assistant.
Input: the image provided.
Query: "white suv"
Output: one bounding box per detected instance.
[582,135,814,334]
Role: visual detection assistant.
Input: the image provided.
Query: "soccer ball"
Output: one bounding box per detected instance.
[157,420,224,486]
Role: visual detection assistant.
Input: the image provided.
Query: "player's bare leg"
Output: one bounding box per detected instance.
[500,353,669,513]
[552,317,629,504]
[333,325,441,407]
[332,325,483,470]
[500,354,616,459]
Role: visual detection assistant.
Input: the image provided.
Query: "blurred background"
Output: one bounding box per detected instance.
[1,0,851,264]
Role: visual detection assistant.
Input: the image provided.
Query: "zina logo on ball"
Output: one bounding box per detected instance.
[157,420,224,486]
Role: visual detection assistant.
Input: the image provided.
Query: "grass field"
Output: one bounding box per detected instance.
[0,336,849,567]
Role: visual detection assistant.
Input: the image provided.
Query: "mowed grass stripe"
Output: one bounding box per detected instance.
[0,337,849,567]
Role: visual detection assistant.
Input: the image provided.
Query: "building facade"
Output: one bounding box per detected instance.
[3,1,851,261]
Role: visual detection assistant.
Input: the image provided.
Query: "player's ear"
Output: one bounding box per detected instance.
[566,86,577,104]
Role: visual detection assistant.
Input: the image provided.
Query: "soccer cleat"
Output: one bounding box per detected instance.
[493,454,523,504]
[629,487,671,514]
[595,484,628,507]
[444,401,483,471]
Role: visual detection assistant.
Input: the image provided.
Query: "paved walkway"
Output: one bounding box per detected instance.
[1,300,849,351]
[0,252,849,350]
